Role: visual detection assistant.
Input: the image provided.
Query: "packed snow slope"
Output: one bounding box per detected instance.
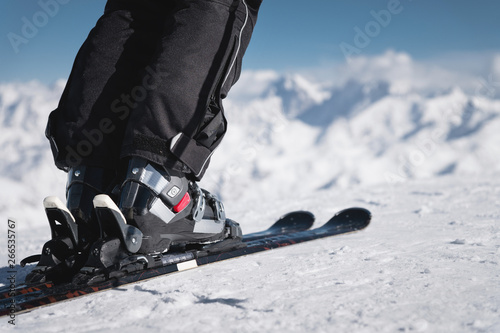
[0,51,499,332]
[3,176,500,333]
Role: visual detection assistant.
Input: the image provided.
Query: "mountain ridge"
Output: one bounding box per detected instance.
[1,51,499,220]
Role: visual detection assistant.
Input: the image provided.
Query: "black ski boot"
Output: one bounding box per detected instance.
[24,166,116,284]
[70,157,243,285]
[118,157,243,254]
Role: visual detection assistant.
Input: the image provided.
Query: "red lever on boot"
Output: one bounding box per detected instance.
[173,192,191,213]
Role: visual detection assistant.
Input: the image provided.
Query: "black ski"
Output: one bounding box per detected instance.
[0,207,370,317]
[0,210,314,302]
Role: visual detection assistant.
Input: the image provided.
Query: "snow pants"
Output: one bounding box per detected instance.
[46,0,262,180]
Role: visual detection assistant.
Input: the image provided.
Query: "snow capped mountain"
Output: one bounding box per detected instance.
[1,51,500,221]
[205,51,500,207]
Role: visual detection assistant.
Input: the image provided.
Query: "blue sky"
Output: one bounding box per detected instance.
[1,0,499,83]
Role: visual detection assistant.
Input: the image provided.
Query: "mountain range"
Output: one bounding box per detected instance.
[1,50,499,221]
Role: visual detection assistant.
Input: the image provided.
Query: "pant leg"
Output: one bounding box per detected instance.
[120,0,263,180]
[46,0,176,171]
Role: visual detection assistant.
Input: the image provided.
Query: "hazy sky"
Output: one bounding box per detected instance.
[1,0,499,83]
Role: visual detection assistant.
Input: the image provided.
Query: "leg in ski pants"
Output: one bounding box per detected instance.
[46,0,262,180]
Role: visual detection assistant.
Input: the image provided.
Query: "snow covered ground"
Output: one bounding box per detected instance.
[0,51,499,332]
[2,176,499,333]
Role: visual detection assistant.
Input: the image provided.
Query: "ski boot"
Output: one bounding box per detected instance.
[72,157,243,285]
[118,157,243,254]
[23,166,116,284]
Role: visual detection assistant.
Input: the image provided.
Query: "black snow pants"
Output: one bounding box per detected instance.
[46,0,262,180]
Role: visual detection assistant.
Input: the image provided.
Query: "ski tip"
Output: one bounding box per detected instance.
[276,210,315,228]
[336,206,371,217]
[280,210,315,221]
[328,207,372,228]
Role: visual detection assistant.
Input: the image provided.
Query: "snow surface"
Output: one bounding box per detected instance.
[0,51,499,332]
